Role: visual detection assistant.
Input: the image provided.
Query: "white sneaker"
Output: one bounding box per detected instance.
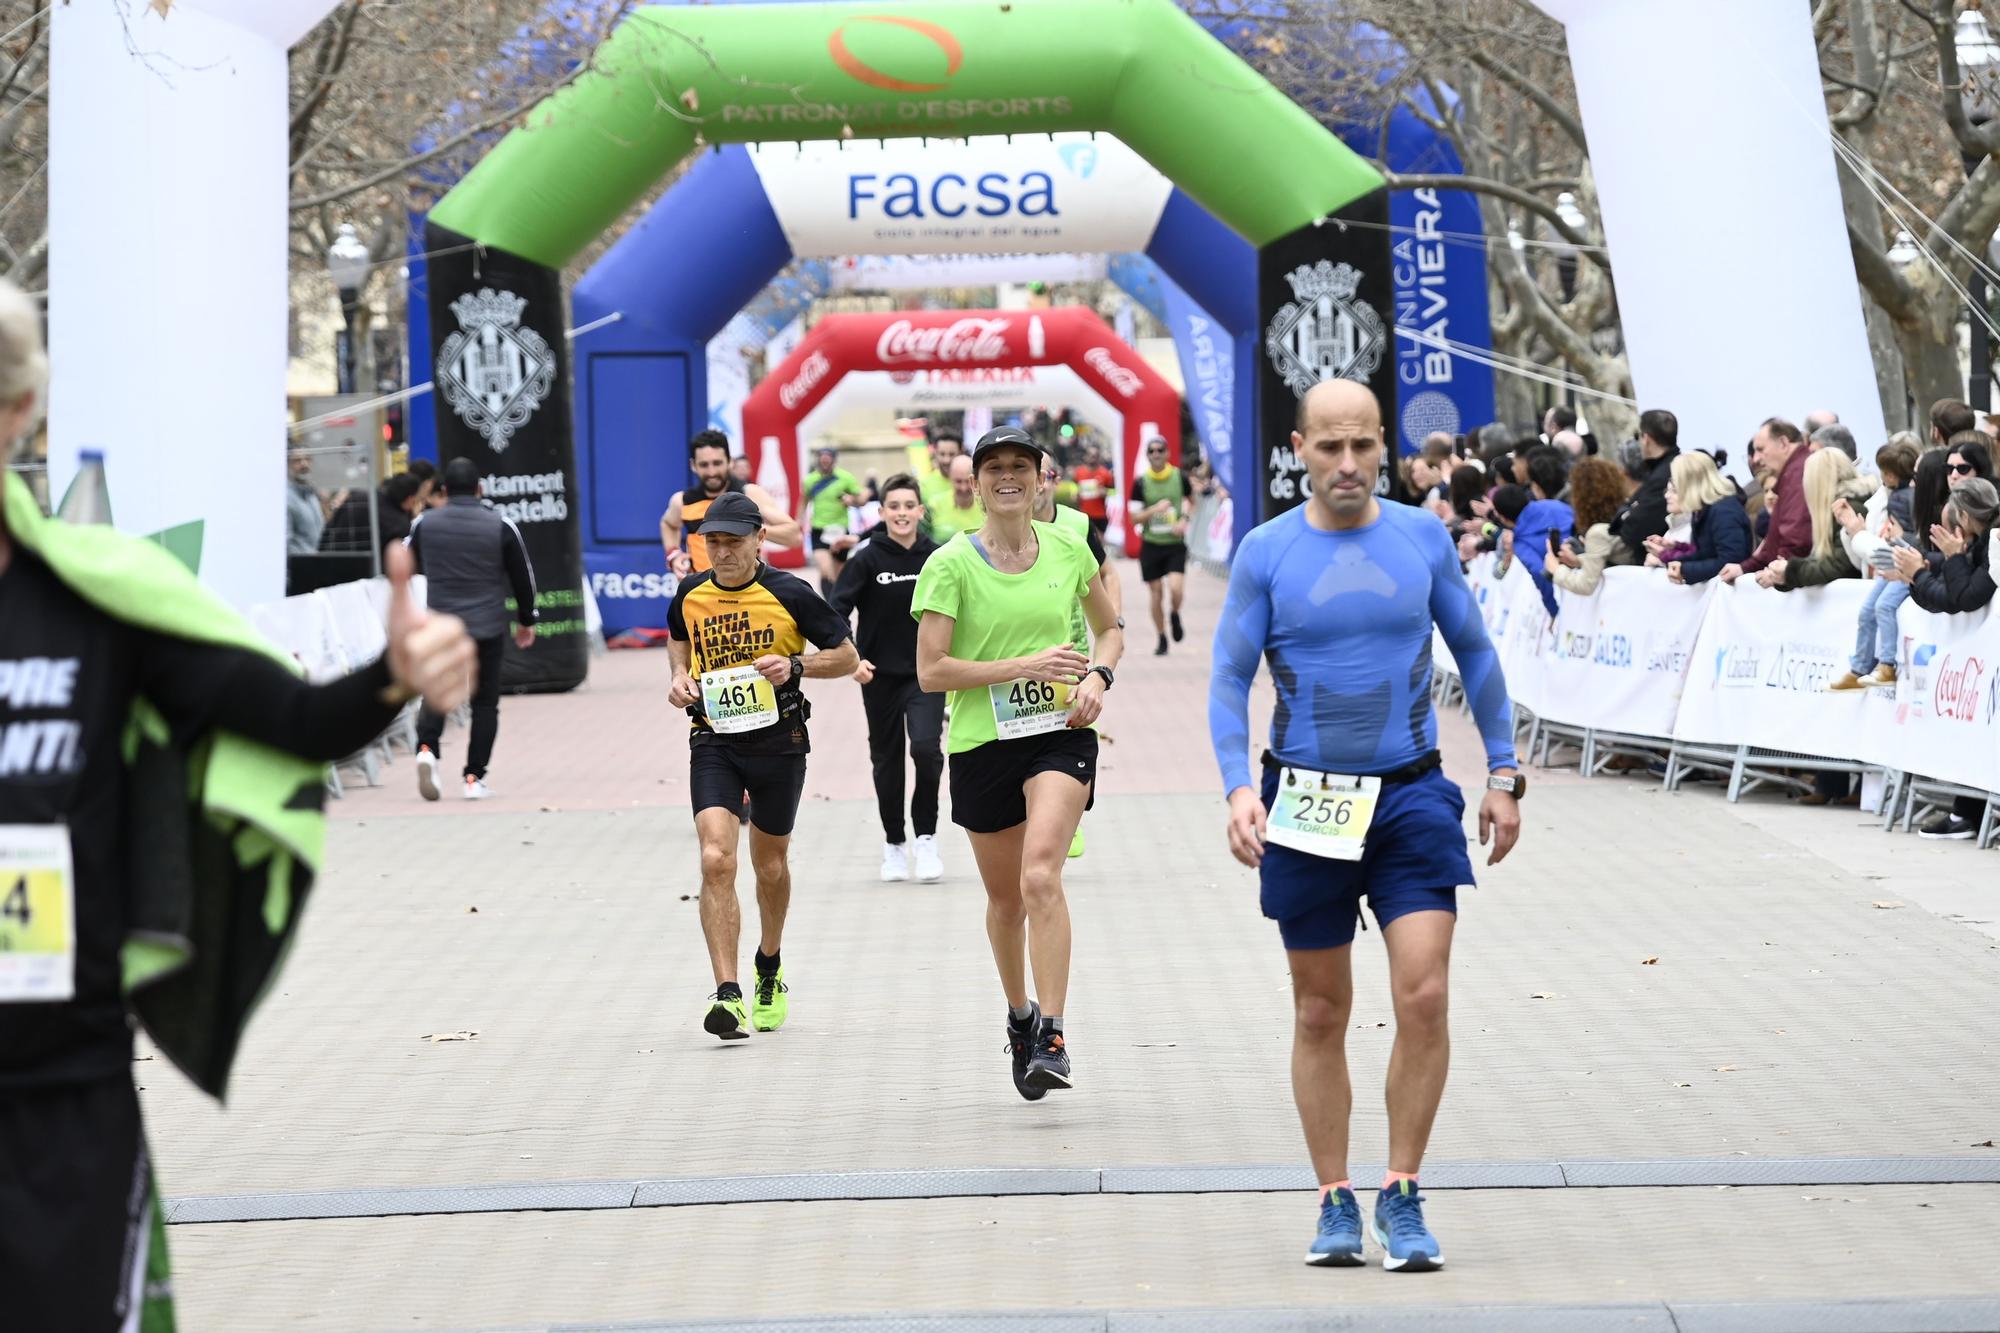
[415,749,439,802]
[881,842,910,882]
[463,777,492,801]
[913,834,944,882]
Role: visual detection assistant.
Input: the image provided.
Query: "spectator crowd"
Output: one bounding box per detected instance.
[1405,399,1999,840]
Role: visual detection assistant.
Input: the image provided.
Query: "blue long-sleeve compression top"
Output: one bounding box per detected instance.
[1208,501,1517,794]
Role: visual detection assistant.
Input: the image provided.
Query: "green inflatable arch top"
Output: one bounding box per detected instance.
[429,0,1383,265]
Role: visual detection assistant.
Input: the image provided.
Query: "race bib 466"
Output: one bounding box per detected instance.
[990,679,1072,740]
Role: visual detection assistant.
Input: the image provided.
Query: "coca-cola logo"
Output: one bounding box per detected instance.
[876,317,1011,366]
[780,350,832,410]
[1933,654,1986,723]
[1083,346,1143,399]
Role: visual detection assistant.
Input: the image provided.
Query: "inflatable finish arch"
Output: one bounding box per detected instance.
[568,134,1257,631]
[424,0,1393,688]
[746,306,1179,550]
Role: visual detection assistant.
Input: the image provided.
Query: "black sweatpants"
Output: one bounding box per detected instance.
[417,633,507,779]
[0,1074,172,1331]
[862,673,945,844]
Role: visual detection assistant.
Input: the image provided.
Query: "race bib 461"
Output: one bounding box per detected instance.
[701,666,780,734]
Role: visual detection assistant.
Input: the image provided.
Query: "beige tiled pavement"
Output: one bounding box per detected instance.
[134,567,2000,1329]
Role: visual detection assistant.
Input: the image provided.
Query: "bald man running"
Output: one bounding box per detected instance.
[1209,378,1523,1274]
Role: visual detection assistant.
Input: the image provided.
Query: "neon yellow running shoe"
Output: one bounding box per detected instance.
[703,991,749,1041]
[752,965,789,1031]
[1068,829,1085,859]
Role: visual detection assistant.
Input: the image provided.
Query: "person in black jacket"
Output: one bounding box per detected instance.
[1610,408,1680,565]
[404,457,540,801]
[1906,477,1997,615]
[831,473,946,884]
[318,472,422,557]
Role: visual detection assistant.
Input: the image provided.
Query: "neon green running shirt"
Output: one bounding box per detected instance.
[911,521,1099,754]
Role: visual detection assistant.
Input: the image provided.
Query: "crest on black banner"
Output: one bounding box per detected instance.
[1263,260,1386,397]
[436,288,556,452]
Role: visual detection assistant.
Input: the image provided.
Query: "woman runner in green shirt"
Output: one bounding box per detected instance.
[913,427,1124,1099]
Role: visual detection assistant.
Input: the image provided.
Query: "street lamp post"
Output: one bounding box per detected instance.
[1957,12,1999,412]
[325,222,371,396]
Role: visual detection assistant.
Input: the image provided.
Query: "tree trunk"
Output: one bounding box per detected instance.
[1894,315,1964,426]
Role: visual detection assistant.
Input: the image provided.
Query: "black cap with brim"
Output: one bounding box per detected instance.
[695,490,765,537]
[970,425,1041,472]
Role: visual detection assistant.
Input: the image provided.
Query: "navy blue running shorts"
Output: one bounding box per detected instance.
[1257,765,1473,951]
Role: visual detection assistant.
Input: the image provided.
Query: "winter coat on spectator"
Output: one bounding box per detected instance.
[1513,497,1575,616]
[1781,476,1878,589]
[1910,530,1998,614]
[1741,449,1810,573]
[1548,523,1616,597]
[1843,481,1913,571]
[1676,493,1754,585]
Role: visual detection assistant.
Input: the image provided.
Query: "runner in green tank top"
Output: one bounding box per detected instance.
[913,427,1124,1100]
[1129,437,1194,656]
[1034,448,1123,860]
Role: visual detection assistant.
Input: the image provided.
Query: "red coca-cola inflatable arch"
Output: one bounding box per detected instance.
[743,306,1181,559]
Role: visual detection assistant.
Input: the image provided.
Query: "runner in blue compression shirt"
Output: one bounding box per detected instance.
[1208,379,1523,1276]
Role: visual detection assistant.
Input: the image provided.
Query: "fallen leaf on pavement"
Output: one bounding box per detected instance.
[1871,901,1905,910]
[1673,1081,1692,1088]
[1640,957,1659,965]
[1714,1065,1736,1072]
[1973,1140,1997,1148]
[1529,992,1561,1000]
[421,1031,479,1043]
[467,906,479,914]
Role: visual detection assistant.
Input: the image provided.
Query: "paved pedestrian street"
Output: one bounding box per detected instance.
[140,572,2000,1331]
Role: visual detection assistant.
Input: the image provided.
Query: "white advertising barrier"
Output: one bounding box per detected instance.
[1535,567,1713,736]
[1857,602,2000,794]
[749,133,1174,257]
[1672,580,1867,755]
[1437,553,1998,797]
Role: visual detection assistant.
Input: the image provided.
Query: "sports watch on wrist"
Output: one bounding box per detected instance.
[1486,771,1526,799]
[788,654,804,685]
[1087,665,1115,691]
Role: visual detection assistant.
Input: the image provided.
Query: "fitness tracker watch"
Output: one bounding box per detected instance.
[1087,665,1115,691]
[1486,771,1527,798]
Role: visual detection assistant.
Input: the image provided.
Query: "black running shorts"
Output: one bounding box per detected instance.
[0,1073,173,1332]
[689,744,808,836]
[1138,542,1188,583]
[948,728,1098,833]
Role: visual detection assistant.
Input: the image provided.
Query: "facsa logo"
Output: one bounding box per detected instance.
[847,171,1059,221]
[591,572,677,601]
[877,317,1011,366]
[828,16,962,93]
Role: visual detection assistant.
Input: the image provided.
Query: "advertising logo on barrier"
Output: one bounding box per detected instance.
[435,288,555,452]
[1764,639,1840,694]
[877,317,1014,365]
[1392,189,1467,450]
[1264,260,1388,397]
[1933,654,1986,724]
[1713,643,1764,688]
[1083,347,1143,399]
[750,134,1173,257]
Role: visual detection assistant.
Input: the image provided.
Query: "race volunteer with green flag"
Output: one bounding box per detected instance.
[913,427,1122,1100]
[0,280,479,1333]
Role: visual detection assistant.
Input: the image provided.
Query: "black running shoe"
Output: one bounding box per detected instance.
[1025,1025,1072,1091]
[1005,1002,1047,1101]
[1170,610,1184,642]
[1154,634,1169,657]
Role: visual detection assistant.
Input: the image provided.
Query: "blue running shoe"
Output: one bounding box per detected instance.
[1372,1179,1444,1271]
[1304,1187,1364,1266]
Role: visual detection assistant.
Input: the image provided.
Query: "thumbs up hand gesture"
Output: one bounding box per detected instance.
[383,543,476,713]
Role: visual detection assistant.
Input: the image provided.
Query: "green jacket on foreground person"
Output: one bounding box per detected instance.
[5,468,325,1097]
